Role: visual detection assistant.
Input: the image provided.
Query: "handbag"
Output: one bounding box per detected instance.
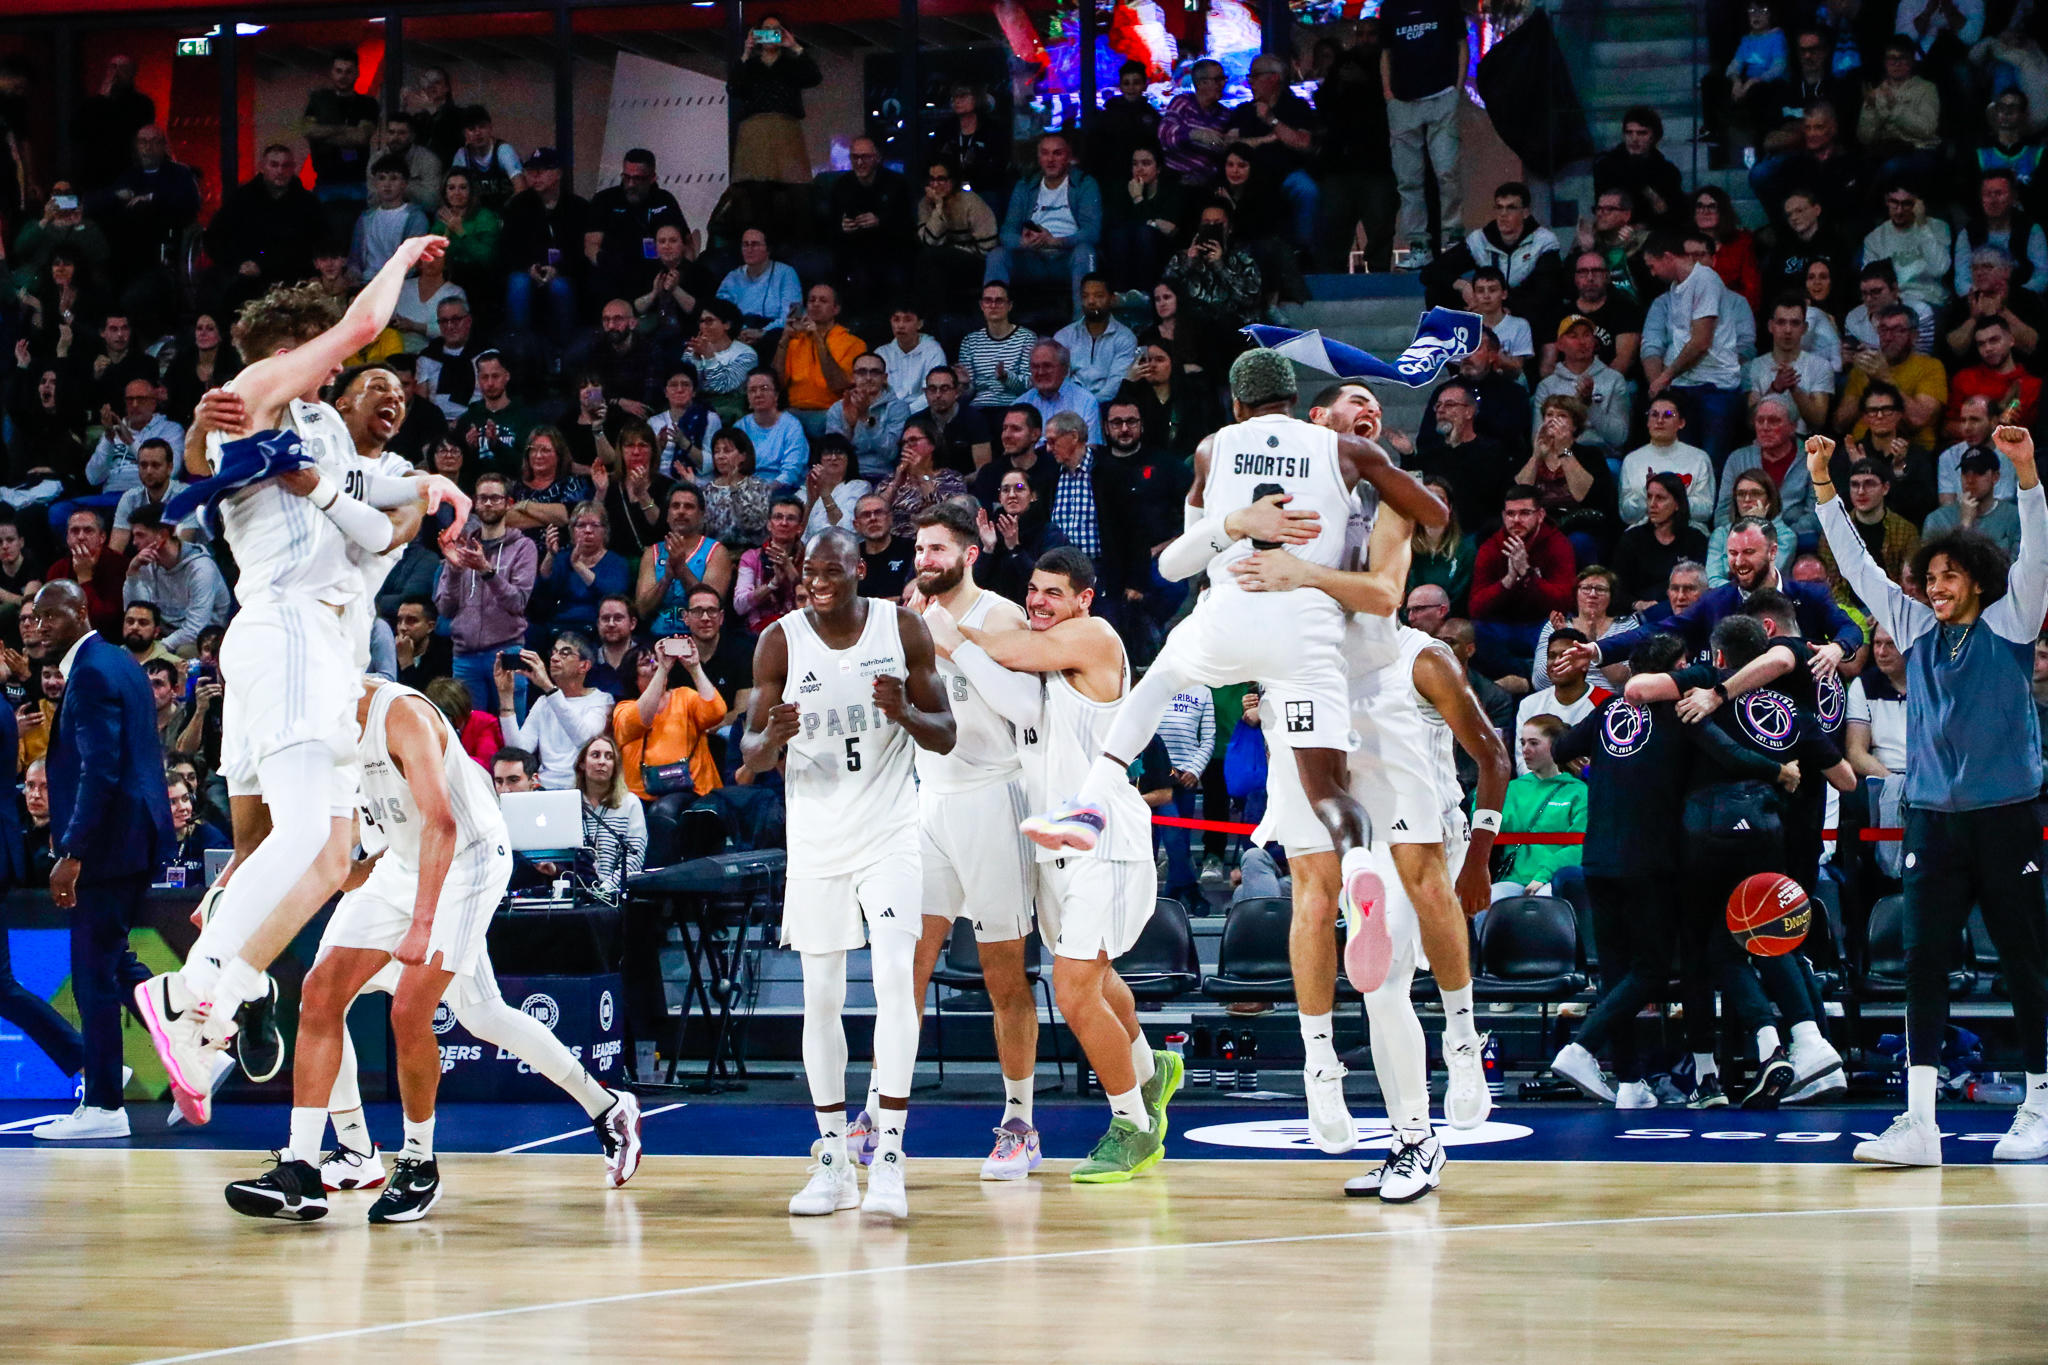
[634,733,696,798]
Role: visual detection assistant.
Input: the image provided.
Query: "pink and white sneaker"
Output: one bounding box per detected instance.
[847,1108,878,1166]
[595,1089,644,1187]
[979,1118,1043,1180]
[1021,801,1104,853]
[133,973,229,1125]
[1341,858,1392,994]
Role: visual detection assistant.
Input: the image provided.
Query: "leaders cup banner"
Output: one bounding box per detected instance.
[435,973,627,1102]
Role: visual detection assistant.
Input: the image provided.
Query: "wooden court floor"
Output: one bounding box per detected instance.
[6,1150,2047,1363]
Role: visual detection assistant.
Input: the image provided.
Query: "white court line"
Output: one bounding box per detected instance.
[0,1113,68,1133]
[493,1103,686,1154]
[127,1199,2048,1364]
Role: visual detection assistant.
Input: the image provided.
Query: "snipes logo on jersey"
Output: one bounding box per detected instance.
[1183,1116,1532,1151]
[1737,691,1798,751]
[797,670,822,696]
[1601,701,1654,757]
[520,993,562,1031]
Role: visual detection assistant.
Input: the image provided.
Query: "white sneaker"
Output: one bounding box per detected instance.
[979,1119,1042,1180]
[133,972,228,1125]
[165,1052,234,1129]
[1853,1113,1942,1167]
[788,1149,861,1216]
[32,1105,130,1140]
[1783,1069,1849,1105]
[863,1150,909,1219]
[1343,1155,1390,1198]
[1788,1033,1844,1090]
[321,1144,387,1191]
[1304,1066,1357,1153]
[596,1089,644,1188]
[1444,1037,1492,1129]
[1615,1081,1658,1110]
[1993,1106,2048,1161]
[1377,1133,1446,1204]
[1551,1042,1617,1103]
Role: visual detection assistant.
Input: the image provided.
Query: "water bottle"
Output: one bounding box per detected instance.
[1216,1031,1237,1090]
[1480,1034,1503,1097]
[1236,1032,1259,1092]
[1164,1030,1188,1059]
[1969,1075,2025,1104]
[1188,1026,1212,1087]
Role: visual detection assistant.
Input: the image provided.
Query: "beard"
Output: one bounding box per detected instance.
[123,631,152,653]
[917,561,966,597]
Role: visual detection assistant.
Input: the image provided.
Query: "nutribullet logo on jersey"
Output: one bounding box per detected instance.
[431,1001,457,1035]
[1737,691,1797,751]
[520,993,562,1031]
[1815,672,1846,730]
[1601,702,1653,757]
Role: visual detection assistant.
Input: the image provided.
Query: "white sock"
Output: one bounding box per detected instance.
[287,1106,327,1165]
[1076,756,1130,810]
[1907,1064,1937,1126]
[1299,1011,1340,1077]
[328,1024,362,1114]
[178,955,223,999]
[564,1072,615,1119]
[1693,1052,1720,1081]
[1002,1074,1034,1127]
[1756,1025,1781,1062]
[203,958,267,1043]
[402,1115,435,1161]
[1440,984,1478,1049]
[815,1108,847,1140]
[864,1077,882,1119]
[2028,1073,2048,1112]
[874,1106,907,1161]
[330,1106,371,1157]
[1790,1019,1824,1050]
[1108,1086,1148,1128]
[1130,1032,1156,1087]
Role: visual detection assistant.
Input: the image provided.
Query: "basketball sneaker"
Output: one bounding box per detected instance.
[1853,1113,1942,1166]
[863,1150,909,1219]
[1550,1042,1617,1103]
[224,1158,329,1221]
[1020,801,1105,853]
[1992,1106,2048,1161]
[1071,1116,1164,1183]
[166,1052,235,1129]
[1340,856,1392,993]
[1343,1156,1390,1197]
[1615,1081,1658,1110]
[236,974,285,1084]
[595,1089,644,1187]
[1741,1047,1796,1110]
[368,1157,443,1223]
[788,1148,861,1216]
[1783,1069,1849,1106]
[321,1144,386,1192]
[1444,1035,1492,1129]
[133,972,230,1125]
[980,1119,1043,1180]
[1686,1074,1729,1109]
[1304,1064,1357,1154]
[1142,1048,1184,1137]
[1788,1032,1844,1092]
[31,1105,130,1140]
[1376,1132,1446,1204]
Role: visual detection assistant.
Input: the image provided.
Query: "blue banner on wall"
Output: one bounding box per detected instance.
[434,973,627,1103]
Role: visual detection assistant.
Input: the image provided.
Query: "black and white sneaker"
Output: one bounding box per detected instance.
[1377,1133,1447,1204]
[1343,1158,1389,1198]
[1686,1074,1728,1109]
[1741,1047,1796,1110]
[367,1157,442,1224]
[224,1158,329,1221]
[595,1089,643,1188]
[236,975,285,1084]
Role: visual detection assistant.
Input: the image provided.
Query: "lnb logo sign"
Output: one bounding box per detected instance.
[520,993,562,1032]
[431,1001,458,1036]
[599,990,615,1032]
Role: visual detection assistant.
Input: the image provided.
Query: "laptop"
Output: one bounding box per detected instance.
[500,789,584,859]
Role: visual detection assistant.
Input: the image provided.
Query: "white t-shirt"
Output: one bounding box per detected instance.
[1846,674,1909,774]
[1030,177,1078,239]
[1665,262,1743,389]
[1514,687,1598,773]
[1742,351,1837,432]
[1492,314,1534,360]
[1937,439,2019,502]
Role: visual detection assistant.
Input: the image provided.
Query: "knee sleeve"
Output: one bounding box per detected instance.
[1364,946,1429,1133]
[800,952,851,1109]
[456,998,585,1087]
[868,931,920,1102]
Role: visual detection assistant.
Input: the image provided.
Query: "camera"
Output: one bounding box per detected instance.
[752,28,782,43]
[499,649,525,672]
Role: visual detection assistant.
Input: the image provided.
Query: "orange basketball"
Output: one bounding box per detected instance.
[1727,873,1811,956]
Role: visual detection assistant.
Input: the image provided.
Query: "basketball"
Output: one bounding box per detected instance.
[1727,873,1811,956]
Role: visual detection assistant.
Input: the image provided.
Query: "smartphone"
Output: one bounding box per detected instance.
[1023,221,1043,235]
[499,649,526,672]
[752,28,782,43]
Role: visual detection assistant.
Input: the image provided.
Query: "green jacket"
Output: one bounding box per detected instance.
[1499,771,1586,887]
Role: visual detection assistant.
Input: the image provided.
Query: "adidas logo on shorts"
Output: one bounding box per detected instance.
[1390,819,1409,832]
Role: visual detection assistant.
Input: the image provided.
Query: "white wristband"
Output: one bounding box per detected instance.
[307,472,339,511]
[1471,809,1502,835]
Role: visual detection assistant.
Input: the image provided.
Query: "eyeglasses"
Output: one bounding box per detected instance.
[1596,201,1626,214]
[927,173,952,183]
[684,605,723,617]
[1863,403,1900,415]
[1885,196,1916,208]
[1106,416,1143,427]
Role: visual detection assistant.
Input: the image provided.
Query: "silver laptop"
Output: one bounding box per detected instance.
[203,849,234,886]
[500,789,584,857]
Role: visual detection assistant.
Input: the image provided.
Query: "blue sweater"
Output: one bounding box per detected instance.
[1595,576,1862,665]
[1819,483,2048,812]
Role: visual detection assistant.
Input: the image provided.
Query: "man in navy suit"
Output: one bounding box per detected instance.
[27,580,174,1140]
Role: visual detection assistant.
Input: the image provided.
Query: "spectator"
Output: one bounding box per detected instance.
[431,167,502,304]
[715,227,803,346]
[1843,380,1940,527]
[1750,101,1863,226]
[95,124,201,333]
[801,437,873,538]
[414,295,477,411]
[970,404,1055,507]
[161,775,227,882]
[1404,582,1454,638]
[1407,480,1477,611]
[538,500,632,636]
[1756,30,1862,162]
[915,158,1000,321]
[1844,623,1909,778]
[1534,315,1629,453]
[1098,396,1191,621]
[1159,202,1263,367]
[74,55,156,191]
[679,583,753,728]
[1858,39,1942,188]
[584,593,645,699]
[1760,187,1855,319]
[393,595,453,690]
[0,522,43,638]
[1015,339,1103,443]
[1553,251,1645,377]
[576,299,661,419]
[1709,469,1799,587]
[1970,89,2044,212]
[1462,266,1533,379]
[824,353,909,483]
[350,155,431,280]
[585,148,690,306]
[1532,565,1640,686]
[437,472,539,710]
[1115,340,1223,457]
[827,135,912,316]
[119,508,224,657]
[1704,1,1788,156]
[378,114,443,211]
[505,427,591,535]
[1940,247,2044,363]
[1470,486,1577,676]
[87,377,184,522]
[1090,58,1163,184]
[1718,394,1819,545]
[1946,315,2041,431]
[447,350,528,481]
[447,106,525,214]
[1436,616,1522,748]
[1845,260,1936,357]
[491,743,540,793]
[1438,182,1566,335]
[1516,395,1618,557]
[573,734,645,896]
[1154,683,1217,905]
[1101,147,1186,294]
[1401,379,1513,534]
[500,147,588,350]
[733,370,810,492]
[140,656,183,751]
[1380,0,1467,264]
[630,224,705,346]
[972,468,1068,605]
[878,421,969,539]
[1818,458,1922,609]
[1040,410,1117,565]
[299,50,379,230]
[988,131,1101,313]
[121,602,177,671]
[1610,472,1710,611]
[928,83,1007,205]
[1494,714,1588,892]
[1159,58,1233,189]
[1574,186,1650,309]
[204,144,328,302]
[636,483,736,639]
[406,65,466,164]
[1922,446,2020,554]
[1313,27,1396,274]
[850,493,915,600]
[591,419,677,555]
[1835,304,1949,453]
[1953,169,2047,295]
[1054,274,1139,406]
[701,429,773,548]
[1863,183,1952,318]
[615,637,726,865]
[1742,294,1836,435]
[1937,395,2018,505]
[878,307,950,414]
[734,496,805,634]
[81,314,155,417]
[685,299,759,419]
[1515,628,1603,770]
[46,508,125,637]
[1681,190,1758,323]
[1227,53,1323,257]
[780,287,875,438]
[727,16,822,186]
[497,632,615,791]
[956,279,1038,411]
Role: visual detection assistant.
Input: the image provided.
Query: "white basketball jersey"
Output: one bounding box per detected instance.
[1200,414,1352,600]
[356,681,507,872]
[1018,640,1152,864]
[212,397,365,610]
[918,589,1023,794]
[1351,626,1461,829]
[779,601,919,877]
[345,449,420,670]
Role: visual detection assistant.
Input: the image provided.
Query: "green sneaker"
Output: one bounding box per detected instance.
[1070,1116,1163,1184]
[1141,1049,1184,1138]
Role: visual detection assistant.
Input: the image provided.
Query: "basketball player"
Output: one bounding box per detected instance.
[927,548,1185,1183]
[898,503,1048,1181]
[742,528,956,1220]
[135,237,470,1122]
[1020,349,1448,995]
[223,678,510,1221]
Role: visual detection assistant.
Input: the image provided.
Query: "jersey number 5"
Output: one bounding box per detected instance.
[844,738,861,772]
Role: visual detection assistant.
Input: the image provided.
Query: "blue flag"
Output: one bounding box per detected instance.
[164,428,315,535]
[1242,307,1484,388]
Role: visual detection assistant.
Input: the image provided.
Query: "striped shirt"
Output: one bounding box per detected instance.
[1157,688,1215,774]
[956,326,1039,409]
[581,796,647,900]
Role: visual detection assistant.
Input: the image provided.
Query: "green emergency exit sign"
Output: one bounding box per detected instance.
[177,36,212,57]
